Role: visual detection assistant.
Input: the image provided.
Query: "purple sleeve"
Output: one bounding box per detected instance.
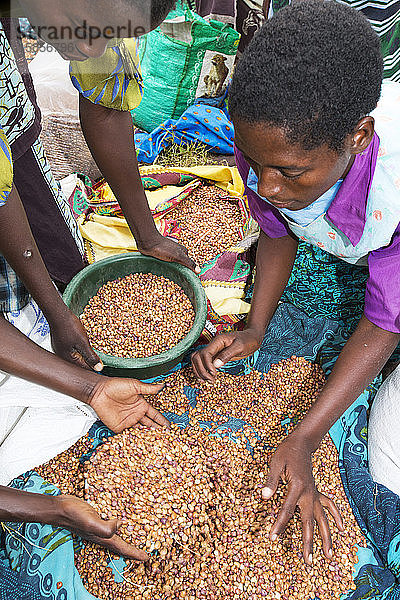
[365,223,400,333]
[234,145,290,238]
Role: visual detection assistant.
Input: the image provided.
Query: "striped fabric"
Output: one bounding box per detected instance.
[338,0,400,82]
[0,259,29,313]
[271,0,400,81]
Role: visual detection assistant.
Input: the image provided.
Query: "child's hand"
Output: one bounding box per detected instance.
[191,328,263,382]
[262,433,344,564]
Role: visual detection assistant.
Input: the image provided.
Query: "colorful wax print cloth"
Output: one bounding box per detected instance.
[237,245,400,600]
[69,38,143,111]
[0,368,397,600]
[78,164,251,257]
[0,19,40,155]
[0,16,37,204]
[76,165,258,335]
[270,0,400,82]
[0,472,96,600]
[87,173,201,219]
[134,96,235,162]
[61,174,94,221]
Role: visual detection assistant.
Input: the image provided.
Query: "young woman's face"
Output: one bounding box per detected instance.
[234,119,354,211]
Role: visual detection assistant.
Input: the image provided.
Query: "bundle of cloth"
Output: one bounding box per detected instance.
[134,94,235,163]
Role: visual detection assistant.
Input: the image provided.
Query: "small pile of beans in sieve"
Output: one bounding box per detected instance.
[80,273,195,358]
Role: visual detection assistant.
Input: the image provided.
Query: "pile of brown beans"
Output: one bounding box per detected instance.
[80,273,195,358]
[168,184,244,264]
[35,434,92,498]
[40,357,365,599]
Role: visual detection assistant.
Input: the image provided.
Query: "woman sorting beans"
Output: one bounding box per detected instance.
[192,0,400,565]
[0,0,177,568]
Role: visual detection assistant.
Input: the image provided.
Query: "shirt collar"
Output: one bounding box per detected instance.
[326,132,380,246]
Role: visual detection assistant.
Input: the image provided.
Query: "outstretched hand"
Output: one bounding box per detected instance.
[88,377,170,433]
[262,435,344,564]
[138,235,200,274]
[56,495,148,560]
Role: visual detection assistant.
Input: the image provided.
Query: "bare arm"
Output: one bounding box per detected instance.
[246,231,298,337]
[0,186,73,326]
[294,315,399,448]
[0,312,99,399]
[192,231,298,380]
[0,485,148,560]
[79,97,198,271]
[0,186,103,369]
[0,179,170,557]
[263,315,399,563]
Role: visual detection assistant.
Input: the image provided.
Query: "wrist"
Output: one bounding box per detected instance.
[43,301,72,327]
[84,375,109,407]
[37,495,77,530]
[288,427,321,454]
[78,372,106,406]
[49,495,74,529]
[41,495,66,526]
[56,361,102,405]
[244,325,265,345]
[136,229,163,252]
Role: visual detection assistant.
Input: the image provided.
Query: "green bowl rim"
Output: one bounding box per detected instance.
[63,253,207,369]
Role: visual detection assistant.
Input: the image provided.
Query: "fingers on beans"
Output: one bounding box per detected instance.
[38,357,364,600]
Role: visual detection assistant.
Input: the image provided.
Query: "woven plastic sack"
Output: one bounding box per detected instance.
[29,49,100,180]
[131,2,240,132]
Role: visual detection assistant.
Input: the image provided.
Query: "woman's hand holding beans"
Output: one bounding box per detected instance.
[88,378,170,433]
[191,328,263,381]
[262,432,344,564]
[138,233,201,274]
[56,495,149,560]
[50,309,104,372]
